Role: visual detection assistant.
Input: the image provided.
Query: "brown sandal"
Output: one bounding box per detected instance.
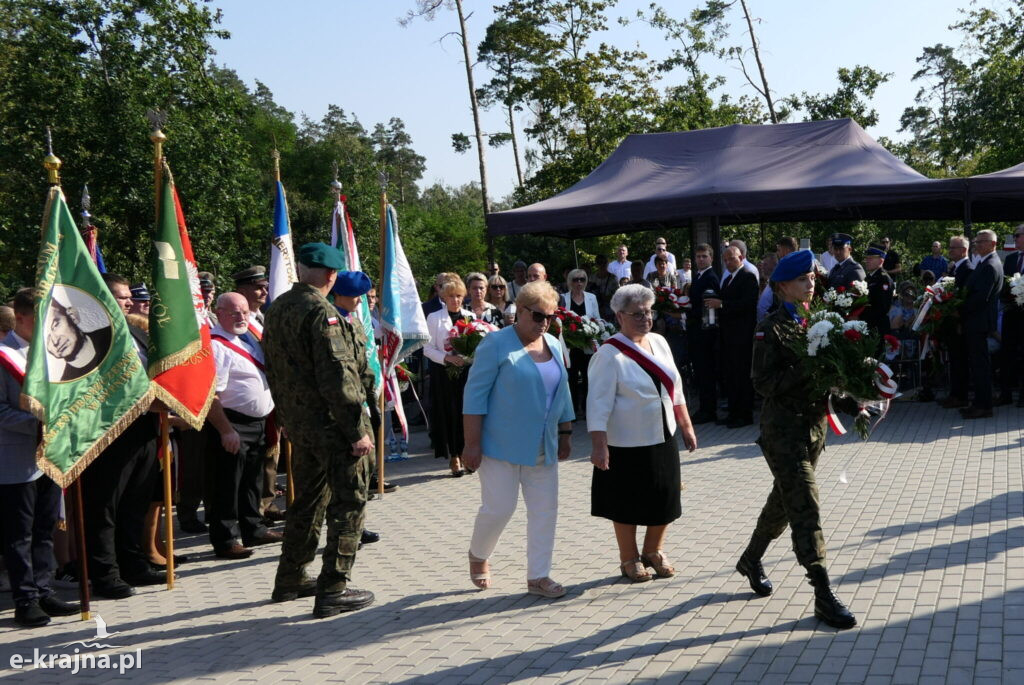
[469,552,490,590]
[641,550,675,578]
[620,558,653,583]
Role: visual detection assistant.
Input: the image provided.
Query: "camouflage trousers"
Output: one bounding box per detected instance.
[274,432,370,593]
[752,425,827,570]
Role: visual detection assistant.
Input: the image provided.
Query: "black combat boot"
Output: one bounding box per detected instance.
[735,534,773,597]
[806,566,856,629]
[312,577,375,619]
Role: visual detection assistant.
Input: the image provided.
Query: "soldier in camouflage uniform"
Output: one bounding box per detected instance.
[735,249,858,630]
[262,242,376,618]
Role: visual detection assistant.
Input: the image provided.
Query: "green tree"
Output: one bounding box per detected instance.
[785,65,892,127]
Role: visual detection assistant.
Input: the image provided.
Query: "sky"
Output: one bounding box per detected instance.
[209,0,971,201]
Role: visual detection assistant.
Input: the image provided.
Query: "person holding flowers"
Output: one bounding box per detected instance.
[561,269,600,418]
[462,281,574,598]
[424,275,476,477]
[735,249,858,630]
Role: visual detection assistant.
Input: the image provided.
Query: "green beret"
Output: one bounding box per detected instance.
[297,242,346,270]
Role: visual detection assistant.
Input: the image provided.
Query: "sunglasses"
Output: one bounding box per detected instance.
[490,284,506,290]
[572,277,586,283]
[522,306,557,324]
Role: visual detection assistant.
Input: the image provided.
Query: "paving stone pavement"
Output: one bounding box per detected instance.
[1,401,1022,683]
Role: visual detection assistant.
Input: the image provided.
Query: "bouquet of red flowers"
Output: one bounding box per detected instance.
[882,334,901,361]
[652,286,690,315]
[553,308,607,353]
[793,309,898,439]
[444,318,498,378]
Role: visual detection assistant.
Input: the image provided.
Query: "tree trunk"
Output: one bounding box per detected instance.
[740,0,778,124]
[508,102,524,187]
[454,0,494,263]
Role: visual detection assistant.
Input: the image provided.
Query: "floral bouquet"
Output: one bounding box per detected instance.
[1006,273,1024,308]
[394,362,415,392]
[652,286,690,315]
[821,280,869,320]
[555,308,607,353]
[796,309,898,439]
[911,276,962,340]
[444,318,498,378]
[882,334,901,361]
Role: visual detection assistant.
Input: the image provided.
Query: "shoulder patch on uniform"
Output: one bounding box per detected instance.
[327,316,339,325]
[755,331,765,340]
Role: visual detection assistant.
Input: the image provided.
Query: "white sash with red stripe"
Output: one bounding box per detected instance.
[247,315,263,342]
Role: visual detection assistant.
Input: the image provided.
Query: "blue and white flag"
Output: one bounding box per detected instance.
[268,180,297,303]
[379,204,428,437]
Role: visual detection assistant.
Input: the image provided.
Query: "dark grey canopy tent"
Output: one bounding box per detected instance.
[486,119,1021,239]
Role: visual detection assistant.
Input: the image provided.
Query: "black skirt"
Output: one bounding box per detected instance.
[591,403,681,526]
[429,361,468,459]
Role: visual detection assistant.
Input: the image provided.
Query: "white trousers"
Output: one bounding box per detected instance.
[469,455,559,580]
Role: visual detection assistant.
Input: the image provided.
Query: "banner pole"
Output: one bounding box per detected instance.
[377,185,387,498]
[284,437,295,507]
[72,479,91,620]
[160,412,175,589]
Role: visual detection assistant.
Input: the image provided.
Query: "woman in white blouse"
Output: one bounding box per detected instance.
[587,284,698,582]
[423,275,475,477]
[561,268,600,419]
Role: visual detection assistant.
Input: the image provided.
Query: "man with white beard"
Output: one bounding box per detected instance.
[204,293,282,559]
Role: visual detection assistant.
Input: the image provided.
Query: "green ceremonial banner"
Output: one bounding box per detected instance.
[21,187,153,488]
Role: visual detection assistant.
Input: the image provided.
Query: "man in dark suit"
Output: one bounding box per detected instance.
[826,233,866,290]
[960,230,1004,419]
[940,235,974,408]
[863,244,894,339]
[999,225,1024,406]
[686,243,720,424]
[706,246,759,428]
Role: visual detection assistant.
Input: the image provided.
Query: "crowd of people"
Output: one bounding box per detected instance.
[1,225,1020,629]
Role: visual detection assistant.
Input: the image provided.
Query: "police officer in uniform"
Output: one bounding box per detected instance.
[863,243,894,339]
[735,249,857,630]
[263,243,375,618]
[826,233,866,290]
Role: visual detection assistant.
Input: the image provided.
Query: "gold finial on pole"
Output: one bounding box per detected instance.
[146,109,168,173]
[43,126,62,185]
[272,148,281,183]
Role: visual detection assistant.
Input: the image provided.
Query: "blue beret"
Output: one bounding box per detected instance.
[297,242,346,270]
[331,270,373,297]
[865,243,887,258]
[770,249,815,283]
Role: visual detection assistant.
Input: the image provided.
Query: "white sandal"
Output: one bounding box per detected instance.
[469,552,490,590]
[527,577,566,598]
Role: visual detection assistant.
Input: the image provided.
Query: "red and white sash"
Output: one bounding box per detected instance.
[211,333,265,372]
[247,315,263,342]
[604,333,676,402]
[0,340,28,386]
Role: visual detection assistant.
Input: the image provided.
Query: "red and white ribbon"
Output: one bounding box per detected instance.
[910,286,935,331]
[826,395,848,436]
[875,362,898,399]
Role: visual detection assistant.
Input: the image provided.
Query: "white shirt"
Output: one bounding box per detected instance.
[210,325,274,418]
[820,251,838,272]
[677,269,692,285]
[757,284,774,322]
[608,259,632,282]
[586,333,684,447]
[643,251,677,279]
[741,258,760,284]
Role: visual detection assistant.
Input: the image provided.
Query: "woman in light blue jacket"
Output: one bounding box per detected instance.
[462,281,574,598]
